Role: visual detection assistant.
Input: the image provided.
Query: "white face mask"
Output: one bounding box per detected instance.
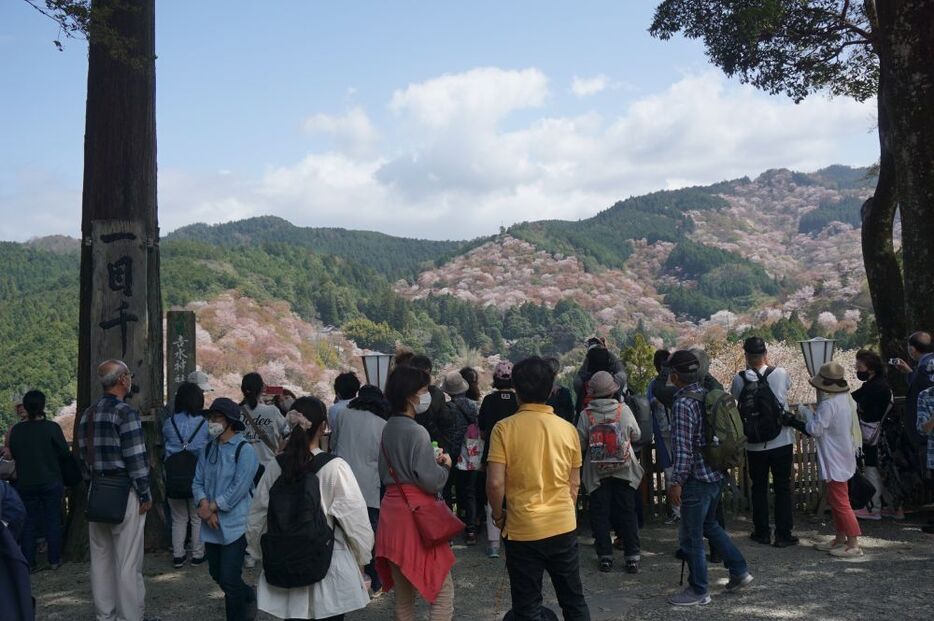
[414,391,432,414]
[207,421,226,439]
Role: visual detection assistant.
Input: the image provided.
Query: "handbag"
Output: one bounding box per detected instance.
[83,407,132,524]
[848,470,876,510]
[381,443,464,547]
[858,401,893,447]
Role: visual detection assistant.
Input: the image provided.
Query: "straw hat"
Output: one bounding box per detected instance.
[809,361,850,394]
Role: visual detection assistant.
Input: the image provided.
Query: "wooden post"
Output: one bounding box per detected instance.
[65,0,164,560]
[166,310,197,407]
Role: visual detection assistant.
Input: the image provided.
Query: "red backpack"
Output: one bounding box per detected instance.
[586,404,631,475]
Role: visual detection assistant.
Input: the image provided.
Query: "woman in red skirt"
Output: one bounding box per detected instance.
[376,365,456,620]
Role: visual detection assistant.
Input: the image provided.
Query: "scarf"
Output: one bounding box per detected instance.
[847,394,863,457]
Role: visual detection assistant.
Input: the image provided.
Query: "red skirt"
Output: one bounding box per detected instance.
[375,484,456,603]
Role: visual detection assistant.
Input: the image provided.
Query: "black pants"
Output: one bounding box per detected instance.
[589,478,639,560]
[504,531,590,621]
[747,443,794,539]
[364,507,381,591]
[205,536,255,621]
[455,469,479,533]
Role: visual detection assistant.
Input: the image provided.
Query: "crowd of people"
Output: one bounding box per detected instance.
[1,331,934,620]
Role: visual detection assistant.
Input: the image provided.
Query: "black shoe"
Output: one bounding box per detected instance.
[465,531,478,546]
[625,559,639,574]
[599,558,613,573]
[172,556,186,569]
[749,532,771,546]
[773,536,799,548]
[190,555,206,566]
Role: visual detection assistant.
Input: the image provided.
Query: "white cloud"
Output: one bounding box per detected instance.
[302,106,378,158]
[570,74,610,97]
[1,69,877,243]
[389,67,549,128]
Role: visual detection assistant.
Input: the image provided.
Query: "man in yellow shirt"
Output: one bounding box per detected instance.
[487,357,590,621]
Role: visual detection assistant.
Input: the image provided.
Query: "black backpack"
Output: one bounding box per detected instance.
[164,417,206,499]
[261,453,337,588]
[624,390,654,450]
[736,368,784,444]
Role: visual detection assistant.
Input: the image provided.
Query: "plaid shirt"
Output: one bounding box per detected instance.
[917,387,934,470]
[77,394,151,503]
[670,383,723,486]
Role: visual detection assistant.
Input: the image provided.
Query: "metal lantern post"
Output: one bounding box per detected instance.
[361,352,393,393]
[799,337,836,402]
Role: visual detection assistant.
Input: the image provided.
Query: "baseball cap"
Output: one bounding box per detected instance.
[187,370,214,392]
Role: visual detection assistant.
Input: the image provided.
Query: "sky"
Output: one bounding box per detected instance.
[0,1,878,242]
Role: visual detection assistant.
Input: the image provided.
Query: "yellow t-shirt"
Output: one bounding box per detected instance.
[487,402,582,541]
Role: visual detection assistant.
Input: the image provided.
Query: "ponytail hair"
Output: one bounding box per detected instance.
[280,396,327,482]
[240,372,264,410]
[460,366,481,401]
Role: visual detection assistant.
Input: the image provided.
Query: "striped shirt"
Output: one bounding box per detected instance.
[670,383,723,486]
[916,387,934,470]
[77,394,151,503]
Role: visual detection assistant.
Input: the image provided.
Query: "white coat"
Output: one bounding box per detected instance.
[246,450,373,619]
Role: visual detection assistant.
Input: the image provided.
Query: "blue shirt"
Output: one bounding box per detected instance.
[162,412,210,459]
[192,434,258,545]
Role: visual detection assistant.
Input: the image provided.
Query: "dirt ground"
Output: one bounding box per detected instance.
[32,512,934,621]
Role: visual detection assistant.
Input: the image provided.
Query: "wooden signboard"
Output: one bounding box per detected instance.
[87,220,150,413]
[166,310,196,405]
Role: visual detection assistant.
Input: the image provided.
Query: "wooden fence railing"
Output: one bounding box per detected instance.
[639,400,934,517]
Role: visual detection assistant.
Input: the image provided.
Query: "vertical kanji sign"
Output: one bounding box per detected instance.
[166,310,196,406]
[87,220,150,409]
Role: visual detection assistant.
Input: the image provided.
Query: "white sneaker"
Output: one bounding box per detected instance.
[814,539,844,552]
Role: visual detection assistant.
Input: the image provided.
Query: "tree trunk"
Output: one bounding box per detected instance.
[861,66,907,380]
[65,0,165,561]
[876,1,934,334]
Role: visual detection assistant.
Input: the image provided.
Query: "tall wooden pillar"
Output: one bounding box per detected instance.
[66,0,164,559]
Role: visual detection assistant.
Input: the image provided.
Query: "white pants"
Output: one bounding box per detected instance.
[88,489,147,621]
[168,497,204,559]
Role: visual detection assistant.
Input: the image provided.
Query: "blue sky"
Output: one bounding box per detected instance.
[0,1,877,241]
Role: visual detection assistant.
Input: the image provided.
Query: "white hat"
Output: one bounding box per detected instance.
[187,370,214,392]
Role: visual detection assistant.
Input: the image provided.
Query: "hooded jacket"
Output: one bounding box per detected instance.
[576,398,644,494]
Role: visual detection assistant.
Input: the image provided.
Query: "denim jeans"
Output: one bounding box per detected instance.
[205,535,255,621]
[504,531,590,621]
[747,444,794,539]
[678,479,748,595]
[19,481,64,567]
[588,478,640,560]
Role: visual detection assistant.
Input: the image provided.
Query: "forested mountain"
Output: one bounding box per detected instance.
[167,216,468,279]
[0,166,878,433]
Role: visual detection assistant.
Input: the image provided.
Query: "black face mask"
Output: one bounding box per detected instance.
[856,371,871,382]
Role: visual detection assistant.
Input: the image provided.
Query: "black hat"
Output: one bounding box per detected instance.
[668,350,700,374]
[743,337,767,355]
[206,397,245,432]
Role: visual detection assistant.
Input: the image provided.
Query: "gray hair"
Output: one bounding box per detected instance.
[98,359,129,390]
